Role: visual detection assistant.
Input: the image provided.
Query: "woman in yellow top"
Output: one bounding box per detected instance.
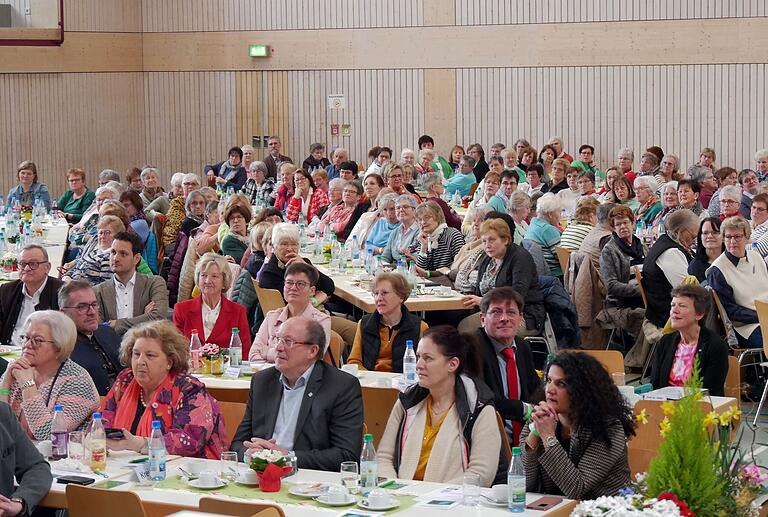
[377,326,502,486]
[347,273,427,372]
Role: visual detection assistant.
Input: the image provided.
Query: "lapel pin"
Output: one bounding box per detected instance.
[308,392,314,398]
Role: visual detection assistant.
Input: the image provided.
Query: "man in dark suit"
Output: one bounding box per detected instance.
[61,280,122,395]
[474,287,541,446]
[0,244,63,346]
[231,316,363,471]
[263,136,294,180]
[94,231,168,336]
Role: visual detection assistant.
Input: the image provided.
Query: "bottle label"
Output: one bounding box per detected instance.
[190,350,202,370]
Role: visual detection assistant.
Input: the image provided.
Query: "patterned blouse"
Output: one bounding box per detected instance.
[66,238,112,285]
[162,196,186,247]
[100,369,228,459]
[1,359,99,441]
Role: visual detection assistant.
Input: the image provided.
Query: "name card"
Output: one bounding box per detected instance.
[224,367,241,380]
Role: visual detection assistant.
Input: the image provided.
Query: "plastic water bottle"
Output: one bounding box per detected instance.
[298,223,307,249]
[375,255,384,274]
[0,195,5,217]
[189,330,203,373]
[51,199,59,223]
[351,236,361,267]
[452,189,461,208]
[658,218,666,236]
[229,328,242,367]
[148,420,167,481]
[508,446,526,512]
[560,208,568,229]
[298,211,307,227]
[338,243,347,273]
[89,412,107,471]
[403,340,417,384]
[408,260,419,289]
[396,258,407,279]
[51,404,68,460]
[365,245,375,274]
[360,434,378,495]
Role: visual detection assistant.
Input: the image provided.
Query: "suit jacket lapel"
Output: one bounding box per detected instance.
[262,370,283,437]
[210,298,232,342]
[481,330,504,394]
[293,363,324,443]
[103,280,118,319]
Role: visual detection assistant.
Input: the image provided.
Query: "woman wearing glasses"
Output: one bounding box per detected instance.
[61,215,126,285]
[0,311,99,440]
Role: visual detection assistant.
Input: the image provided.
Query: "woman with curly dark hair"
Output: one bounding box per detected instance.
[520,351,636,500]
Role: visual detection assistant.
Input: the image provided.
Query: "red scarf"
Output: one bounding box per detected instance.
[110,374,176,437]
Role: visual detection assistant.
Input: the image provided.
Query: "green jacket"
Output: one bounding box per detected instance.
[57,189,96,223]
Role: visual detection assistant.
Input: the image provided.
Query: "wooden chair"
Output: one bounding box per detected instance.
[361,385,399,446]
[711,288,763,367]
[751,299,768,425]
[66,485,146,517]
[323,330,343,367]
[468,183,479,197]
[199,497,285,517]
[577,349,625,375]
[555,247,572,278]
[218,400,247,445]
[251,509,284,517]
[495,411,512,462]
[725,355,741,405]
[253,279,286,314]
[633,266,648,309]
[151,212,167,266]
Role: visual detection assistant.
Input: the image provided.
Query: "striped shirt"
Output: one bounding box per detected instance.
[560,222,594,252]
[414,227,466,272]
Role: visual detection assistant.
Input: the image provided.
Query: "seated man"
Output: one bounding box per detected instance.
[0,402,52,516]
[61,280,122,395]
[473,287,540,447]
[250,262,331,363]
[0,244,63,346]
[94,231,169,336]
[232,317,363,471]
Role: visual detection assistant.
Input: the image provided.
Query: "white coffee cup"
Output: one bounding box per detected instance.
[367,488,392,507]
[186,459,205,476]
[341,364,359,376]
[439,285,451,296]
[491,484,508,503]
[327,484,350,503]
[237,468,258,484]
[197,470,219,487]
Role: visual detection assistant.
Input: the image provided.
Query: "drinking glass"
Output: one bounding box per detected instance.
[67,431,84,462]
[220,452,239,484]
[462,472,480,506]
[340,461,359,494]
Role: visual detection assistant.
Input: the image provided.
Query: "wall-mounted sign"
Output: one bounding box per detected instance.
[327,94,346,110]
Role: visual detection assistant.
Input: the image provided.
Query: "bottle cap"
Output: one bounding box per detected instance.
[406,340,413,347]
[232,328,239,333]
[191,329,198,334]
[54,404,63,411]
[93,412,102,419]
[152,420,162,429]
[364,433,373,441]
[512,446,522,455]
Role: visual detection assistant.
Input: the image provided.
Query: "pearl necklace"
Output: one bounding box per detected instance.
[140,390,149,407]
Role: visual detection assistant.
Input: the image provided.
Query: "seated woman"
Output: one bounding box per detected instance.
[381,194,420,263]
[688,217,724,282]
[120,190,151,241]
[707,216,768,349]
[317,180,362,239]
[521,351,636,499]
[677,179,705,216]
[140,167,168,217]
[423,173,463,230]
[524,193,563,277]
[63,215,126,285]
[177,189,206,237]
[519,163,546,196]
[560,197,598,252]
[599,205,647,340]
[220,203,252,264]
[509,191,531,245]
[650,285,728,396]
[717,185,743,221]
[467,171,506,214]
[596,167,621,203]
[377,326,501,486]
[243,221,273,278]
[383,163,421,202]
[449,207,488,293]
[173,253,252,358]
[8,161,51,211]
[633,176,662,225]
[610,175,640,212]
[707,167,739,218]
[642,209,699,332]
[0,311,99,440]
[57,168,95,223]
[557,167,583,216]
[286,169,329,223]
[413,201,466,277]
[348,272,428,372]
[102,321,227,459]
[652,180,679,228]
[343,176,386,243]
[360,193,400,252]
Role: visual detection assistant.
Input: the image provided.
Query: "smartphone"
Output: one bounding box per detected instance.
[57,475,95,486]
[526,496,563,511]
[104,427,124,440]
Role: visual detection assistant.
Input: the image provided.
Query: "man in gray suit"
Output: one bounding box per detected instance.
[94,231,168,336]
[231,316,363,471]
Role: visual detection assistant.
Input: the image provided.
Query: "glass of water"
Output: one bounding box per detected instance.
[220,452,239,484]
[340,461,359,494]
[462,472,481,506]
[67,431,84,462]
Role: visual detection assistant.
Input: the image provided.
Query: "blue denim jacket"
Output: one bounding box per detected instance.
[7,182,51,211]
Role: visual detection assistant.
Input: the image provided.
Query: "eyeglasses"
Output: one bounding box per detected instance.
[721,200,739,205]
[63,302,99,313]
[753,206,768,213]
[485,308,521,318]
[20,334,56,348]
[284,280,309,290]
[724,234,746,241]
[273,335,316,349]
[18,260,48,270]
[395,205,413,211]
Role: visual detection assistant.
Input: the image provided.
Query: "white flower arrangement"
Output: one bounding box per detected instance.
[250,449,287,463]
[248,449,290,473]
[571,496,682,517]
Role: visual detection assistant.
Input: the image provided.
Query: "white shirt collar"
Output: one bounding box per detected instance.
[23,276,48,300]
[114,271,137,289]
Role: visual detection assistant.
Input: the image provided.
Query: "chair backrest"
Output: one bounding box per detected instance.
[725,355,741,403]
[323,330,344,367]
[755,299,768,358]
[253,279,286,314]
[66,484,146,517]
[251,509,285,517]
[634,266,648,309]
[218,400,247,446]
[555,247,572,277]
[577,349,625,375]
[151,212,167,264]
[199,497,285,517]
[469,183,479,197]
[361,385,400,446]
[495,411,512,462]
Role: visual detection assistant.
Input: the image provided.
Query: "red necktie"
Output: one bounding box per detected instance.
[500,347,522,445]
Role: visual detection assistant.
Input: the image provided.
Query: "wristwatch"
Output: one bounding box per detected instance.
[10,497,27,516]
[543,435,558,449]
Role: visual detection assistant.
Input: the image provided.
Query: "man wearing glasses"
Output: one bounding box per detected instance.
[0,244,63,348]
[232,316,363,471]
[59,280,122,395]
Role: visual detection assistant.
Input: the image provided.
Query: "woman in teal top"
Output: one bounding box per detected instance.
[612,175,640,212]
[57,168,96,223]
[633,176,663,226]
[524,193,563,277]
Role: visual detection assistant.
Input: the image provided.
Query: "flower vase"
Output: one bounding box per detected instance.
[256,463,285,492]
[209,356,224,375]
[200,357,212,375]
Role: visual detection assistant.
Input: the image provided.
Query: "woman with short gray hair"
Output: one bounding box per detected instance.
[422,172,463,230]
[0,310,99,440]
[718,184,743,219]
[413,201,465,276]
[524,193,563,276]
[509,191,532,244]
[347,191,398,252]
[381,194,420,263]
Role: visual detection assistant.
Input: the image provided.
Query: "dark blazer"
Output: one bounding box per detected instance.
[258,254,335,300]
[231,361,364,471]
[474,328,541,432]
[0,276,63,346]
[264,154,294,180]
[173,295,252,359]
[69,327,123,396]
[650,326,729,396]
[94,272,169,336]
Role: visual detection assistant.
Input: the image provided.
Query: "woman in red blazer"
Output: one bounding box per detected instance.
[173,252,252,359]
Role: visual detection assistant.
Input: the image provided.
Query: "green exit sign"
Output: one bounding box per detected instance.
[248,45,269,57]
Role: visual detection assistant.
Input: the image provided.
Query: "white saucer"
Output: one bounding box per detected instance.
[289,484,328,498]
[188,479,225,489]
[358,498,400,511]
[481,495,507,507]
[314,494,356,506]
[235,476,259,486]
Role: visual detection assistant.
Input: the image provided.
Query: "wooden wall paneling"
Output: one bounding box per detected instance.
[65,0,142,32]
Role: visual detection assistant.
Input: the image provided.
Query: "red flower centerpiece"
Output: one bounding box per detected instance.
[249,450,292,492]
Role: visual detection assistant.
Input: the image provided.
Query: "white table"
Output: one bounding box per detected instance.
[0,217,69,280]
